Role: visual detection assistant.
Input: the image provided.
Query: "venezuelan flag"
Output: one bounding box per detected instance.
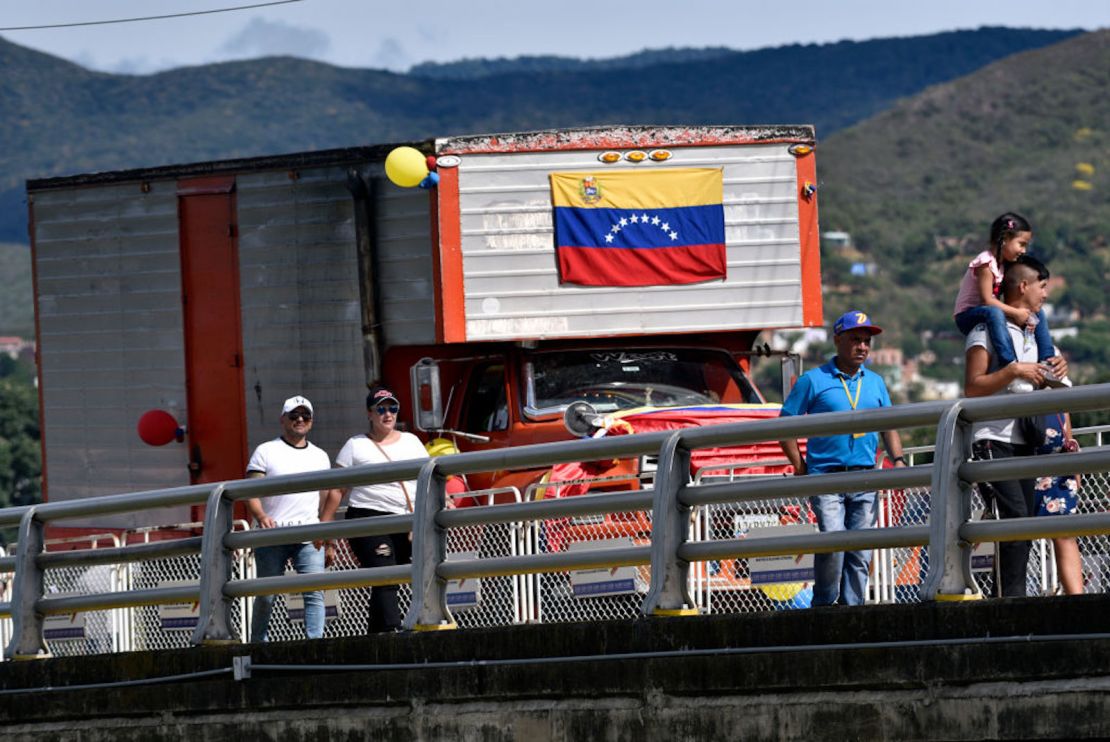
[550,168,726,287]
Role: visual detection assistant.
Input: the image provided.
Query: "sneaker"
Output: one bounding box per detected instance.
[1041,366,1069,388]
[1008,378,1035,393]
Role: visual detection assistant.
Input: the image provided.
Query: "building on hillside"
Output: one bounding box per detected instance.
[868,348,906,394]
[1049,326,1079,341]
[1042,276,1077,322]
[0,336,32,359]
[821,231,852,250]
[769,328,828,356]
[934,234,979,258]
[870,347,903,368]
[916,377,961,401]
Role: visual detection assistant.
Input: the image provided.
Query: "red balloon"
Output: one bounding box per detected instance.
[446,475,478,508]
[137,409,180,446]
[425,155,437,171]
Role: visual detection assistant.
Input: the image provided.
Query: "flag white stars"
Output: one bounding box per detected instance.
[603,213,680,243]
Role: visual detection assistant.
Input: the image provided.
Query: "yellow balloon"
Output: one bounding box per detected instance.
[385,146,429,188]
[759,582,805,602]
[425,437,459,457]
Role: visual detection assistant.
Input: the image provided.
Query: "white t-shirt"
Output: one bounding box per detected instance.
[966,320,1037,444]
[335,432,429,513]
[246,438,332,527]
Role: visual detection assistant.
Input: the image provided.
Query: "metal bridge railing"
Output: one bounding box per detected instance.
[1,384,1109,658]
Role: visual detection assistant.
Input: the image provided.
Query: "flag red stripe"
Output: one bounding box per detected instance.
[557,243,726,287]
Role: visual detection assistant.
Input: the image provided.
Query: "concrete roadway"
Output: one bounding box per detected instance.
[2,594,1110,740]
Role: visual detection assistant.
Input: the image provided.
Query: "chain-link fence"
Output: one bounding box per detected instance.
[258,490,534,641]
[875,426,1110,602]
[3,427,1108,654]
[129,553,250,649]
[0,546,11,653]
[37,534,126,657]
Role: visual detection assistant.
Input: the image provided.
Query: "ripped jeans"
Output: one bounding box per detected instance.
[345,506,412,632]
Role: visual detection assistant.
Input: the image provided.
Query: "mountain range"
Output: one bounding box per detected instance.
[1,26,1107,386]
[818,29,1109,384]
[0,27,1080,243]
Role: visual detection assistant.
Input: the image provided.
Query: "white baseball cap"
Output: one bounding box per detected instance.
[281,395,313,416]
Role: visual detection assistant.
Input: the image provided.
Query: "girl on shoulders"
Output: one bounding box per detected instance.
[952,212,1054,366]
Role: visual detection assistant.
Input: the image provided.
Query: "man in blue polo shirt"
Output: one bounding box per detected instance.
[778,310,907,606]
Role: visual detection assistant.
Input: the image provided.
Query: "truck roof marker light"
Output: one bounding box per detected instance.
[598,151,622,163]
[788,144,813,156]
[436,155,461,168]
[648,149,672,161]
[624,150,648,163]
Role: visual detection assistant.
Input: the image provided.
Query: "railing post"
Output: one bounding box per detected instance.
[642,431,697,616]
[4,506,51,660]
[404,458,456,631]
[921,401,982,601]
[191,484,240,645]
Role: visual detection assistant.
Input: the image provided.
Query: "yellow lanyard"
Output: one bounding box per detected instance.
[839,374,866,438]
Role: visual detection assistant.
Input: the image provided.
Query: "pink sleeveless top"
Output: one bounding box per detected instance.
[953,250,1002,316]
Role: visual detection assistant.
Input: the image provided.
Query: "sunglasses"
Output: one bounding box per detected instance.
[286,411,312,422]
[375,404,400,415]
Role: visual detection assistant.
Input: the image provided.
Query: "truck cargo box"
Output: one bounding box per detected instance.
[26,125,820,526]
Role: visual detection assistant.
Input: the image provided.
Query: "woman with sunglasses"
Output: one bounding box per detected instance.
[334,384,429,632]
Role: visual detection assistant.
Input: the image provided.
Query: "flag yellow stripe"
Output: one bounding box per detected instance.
[550,168,723,209]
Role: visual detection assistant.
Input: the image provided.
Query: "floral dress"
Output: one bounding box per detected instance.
[1032,414,1079,516]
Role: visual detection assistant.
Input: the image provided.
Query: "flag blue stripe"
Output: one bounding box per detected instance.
[554,204,725,249]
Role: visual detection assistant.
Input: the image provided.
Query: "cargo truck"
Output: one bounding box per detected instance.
[26,125,821,538]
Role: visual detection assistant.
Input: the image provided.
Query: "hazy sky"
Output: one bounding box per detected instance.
[2,0,1108,74]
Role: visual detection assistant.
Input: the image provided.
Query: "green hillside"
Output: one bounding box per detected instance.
[818,29,1110,385]
[0,27,1104,362]
[0,243,33,336]
[0,27,1078,242]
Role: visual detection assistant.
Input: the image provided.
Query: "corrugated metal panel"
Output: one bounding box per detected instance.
[453,144,805,341]
[373,181,437,346]
[236,167,370,460]
[32,180,191,527]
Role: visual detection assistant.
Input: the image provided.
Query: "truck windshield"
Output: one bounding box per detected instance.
[526,349,762,416]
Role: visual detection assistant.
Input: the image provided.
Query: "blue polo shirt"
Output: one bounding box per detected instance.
[779,358,892,473]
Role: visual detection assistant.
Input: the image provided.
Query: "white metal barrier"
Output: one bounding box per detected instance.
[0,547,9,652]
[2,387,1110,660]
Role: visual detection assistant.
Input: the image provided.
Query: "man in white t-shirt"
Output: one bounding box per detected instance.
[964,255,1068,597]
[246,395,340,641]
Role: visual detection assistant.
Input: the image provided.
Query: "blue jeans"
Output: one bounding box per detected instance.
[810,491,877,606]
[955,305,1052,365]
[250,541,325,642]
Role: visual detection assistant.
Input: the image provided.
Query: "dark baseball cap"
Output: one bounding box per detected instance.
[366,384,399,408]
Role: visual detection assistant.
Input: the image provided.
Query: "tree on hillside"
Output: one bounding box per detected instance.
[0,377,41,513]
